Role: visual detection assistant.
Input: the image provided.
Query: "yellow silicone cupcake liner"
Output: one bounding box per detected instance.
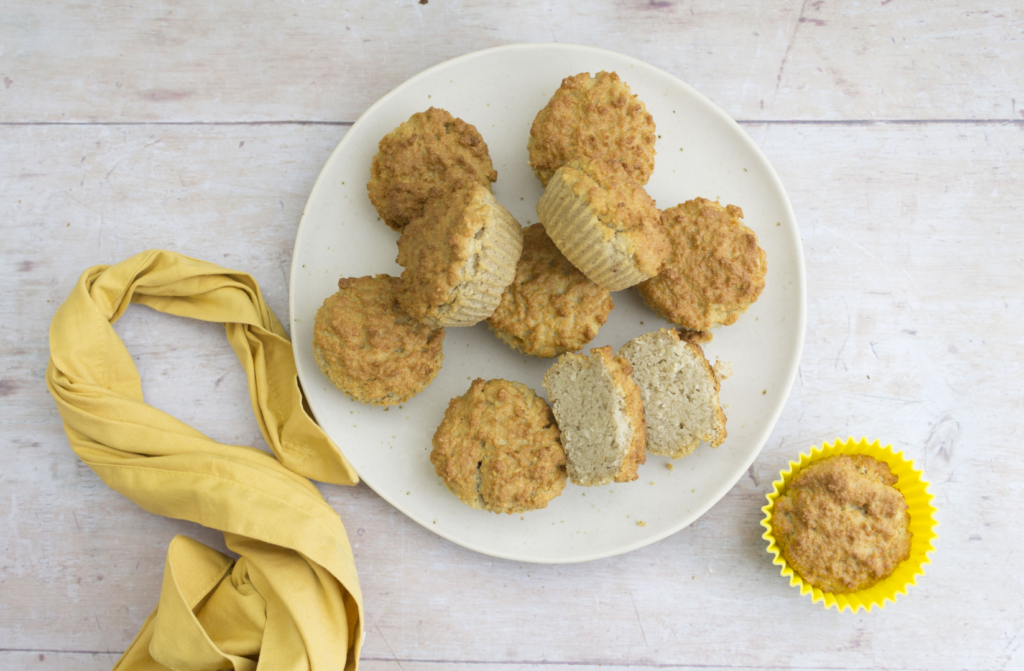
[761,437,938,613]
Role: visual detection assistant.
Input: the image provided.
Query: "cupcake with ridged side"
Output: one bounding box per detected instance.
[397,183,524,328]
[536,158,669,292]
[430,378,567,514]
[368,107,498,233]
[639,198,766,331]
[528,71,657,187]
[762,438,938,612]
[313,274,445,406]
[487,223,614,358]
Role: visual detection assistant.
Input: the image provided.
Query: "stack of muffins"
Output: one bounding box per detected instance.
[312,71,769,515]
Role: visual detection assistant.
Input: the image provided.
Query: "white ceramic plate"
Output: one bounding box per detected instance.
[290,44,805,564]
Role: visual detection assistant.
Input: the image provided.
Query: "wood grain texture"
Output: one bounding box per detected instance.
[4,122,1022,669]
[2,1,1023,124]
[3,1,1023,670]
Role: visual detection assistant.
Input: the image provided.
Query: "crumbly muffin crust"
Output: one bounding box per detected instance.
[537,158,669,290]
[313,275,444,405]
[430,379,567,514]
[639,198,766,331]
[487,223,614,358]
[773,454,913,594]
[599,346,647,482]
[368,107,498,232]
[528,71,656,187]
[396,184,523,328]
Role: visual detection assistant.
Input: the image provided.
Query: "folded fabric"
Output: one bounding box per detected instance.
[46,250,363,670]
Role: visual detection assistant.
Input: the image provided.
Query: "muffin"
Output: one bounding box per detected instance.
[536,158,669,291]
[639,198,767,331]
[487,223,614,358]
[396,183,524,328]
[430,378,567,514]
[528,71,657,187]
[313,275,445,405]
[618,328,728,459]
[542,346,646,486]
[367,107,498,232]
[772,454,913,594]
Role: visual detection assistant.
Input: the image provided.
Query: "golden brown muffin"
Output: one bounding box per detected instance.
[313,275,445,406]
[773,454,913,594]
[487,223,614,358]
[537,158,669,291]
[542,346,646,486]
[396,184,524,328]
[528,71,657,187]
[639,198,767,331]
[368,107,498,232]
[430,378,567,514]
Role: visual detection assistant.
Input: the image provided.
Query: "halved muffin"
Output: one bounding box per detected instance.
[618,328,728,459]
[542,346,646,486]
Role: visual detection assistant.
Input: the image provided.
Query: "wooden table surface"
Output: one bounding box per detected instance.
[3,2,1022,670]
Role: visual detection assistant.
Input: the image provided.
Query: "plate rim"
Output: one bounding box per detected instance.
[289,42,807,564]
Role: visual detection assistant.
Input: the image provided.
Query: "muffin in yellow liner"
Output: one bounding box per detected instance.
[761,437,937,612]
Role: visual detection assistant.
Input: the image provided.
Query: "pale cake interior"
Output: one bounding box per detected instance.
[543,356,632,486]
[619,330,726,459]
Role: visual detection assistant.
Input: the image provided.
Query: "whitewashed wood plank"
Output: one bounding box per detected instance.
[358,664,791,671]
[2,122,1022,669]
[2,1,1022,124]
[0,652,119,671]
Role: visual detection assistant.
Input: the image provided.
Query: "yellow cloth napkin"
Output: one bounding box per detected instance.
[46,250,363,670]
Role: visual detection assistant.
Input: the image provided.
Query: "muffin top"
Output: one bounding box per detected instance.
[555,158,669,277]
[396,184,522,327]
[430,378,567,514]
[528,71,656,187]
[368,107,498,232]
[312,274,444,406]
[639,198,766,331]
[772,454,913,594]
[487,223,613,358]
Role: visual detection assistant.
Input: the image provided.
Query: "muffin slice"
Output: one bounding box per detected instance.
[542,346,646,486]
[397,183,524,328]
[368,107,498,232]
[430,379,567,514]
[537,158,668,291]
[487,223,614,358]
[618,329,728,458]
[639,198,766,331]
